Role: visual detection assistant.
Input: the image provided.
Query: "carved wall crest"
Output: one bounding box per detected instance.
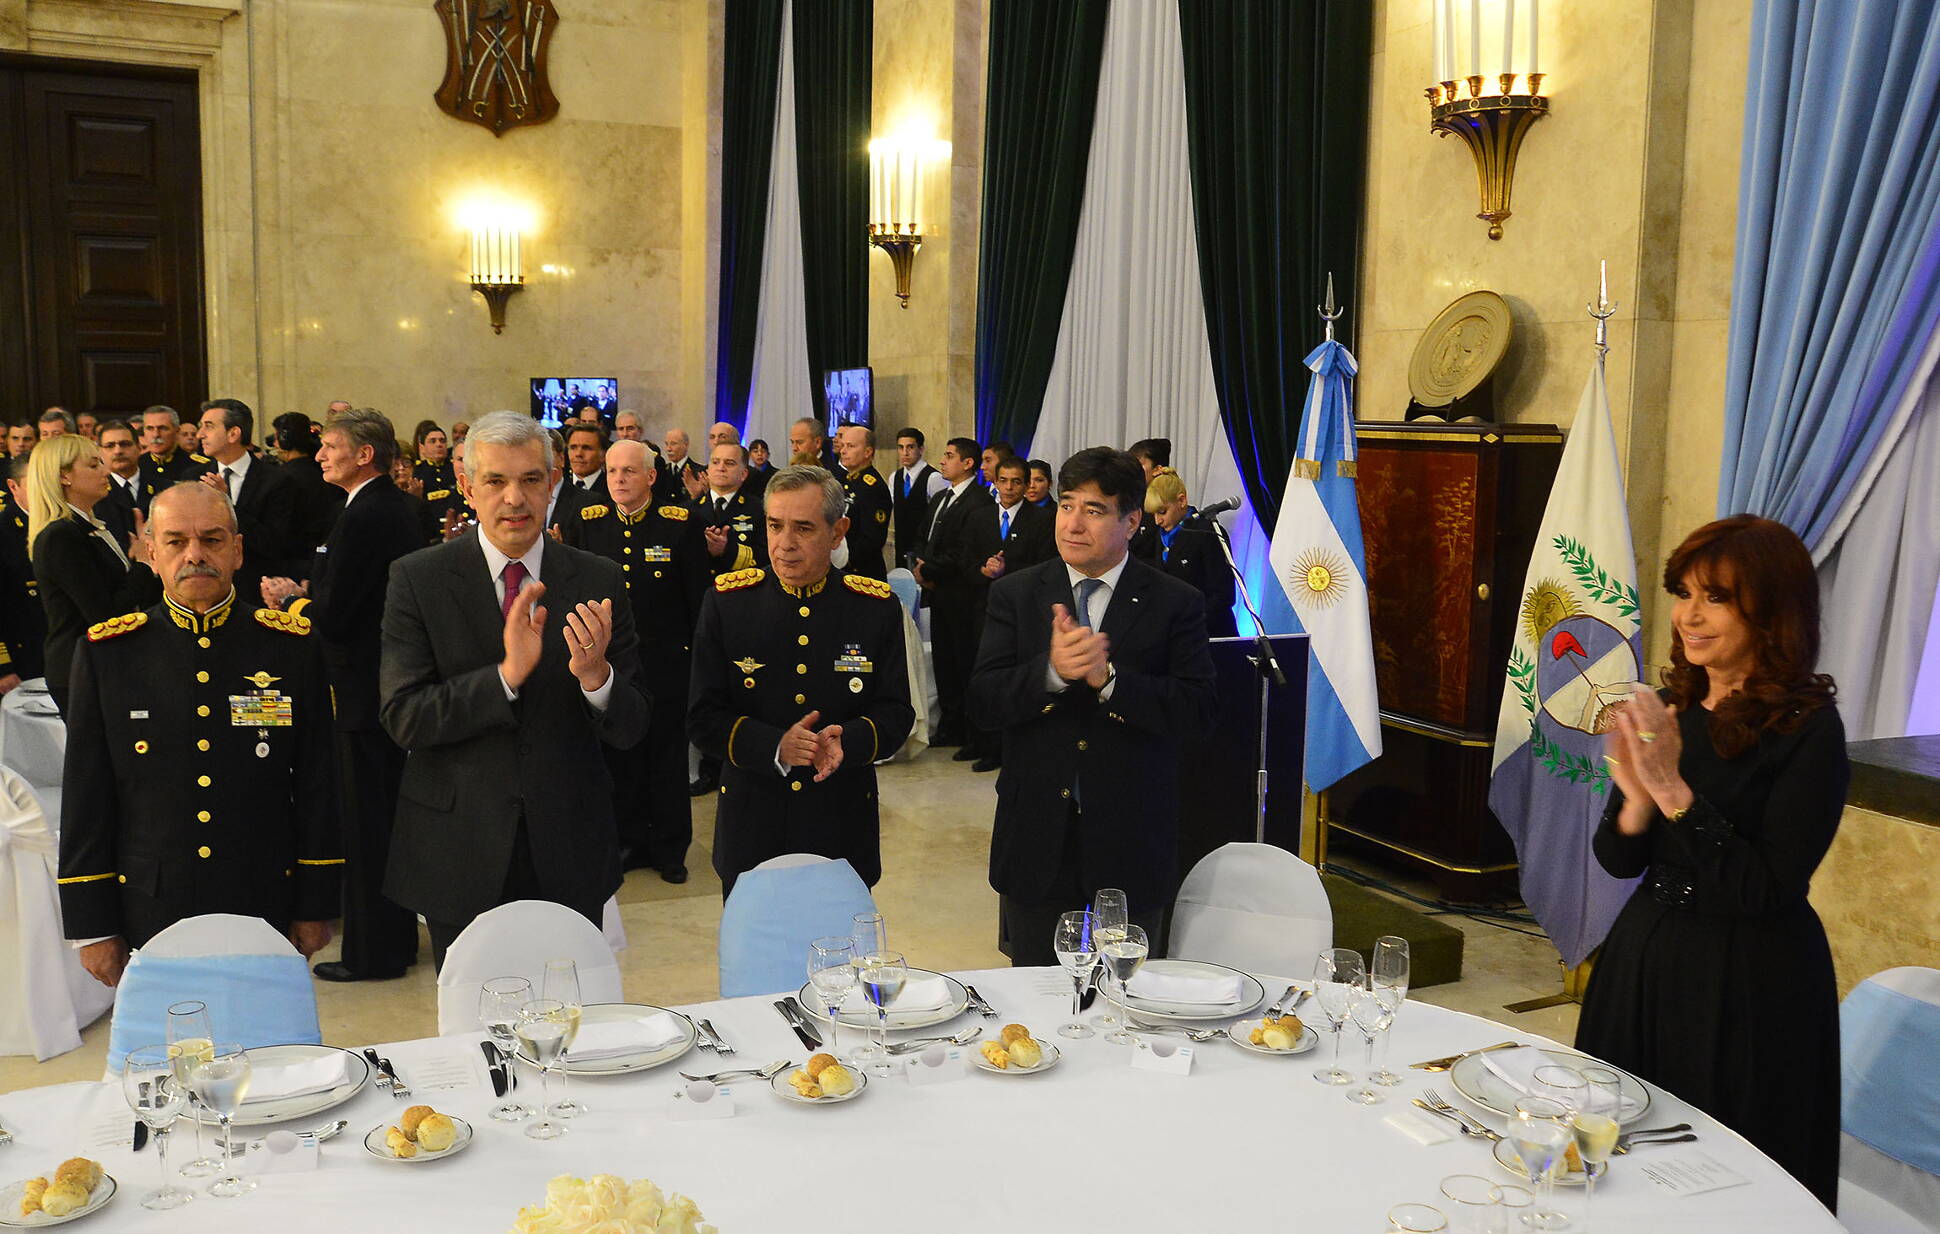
[434,0,560,136]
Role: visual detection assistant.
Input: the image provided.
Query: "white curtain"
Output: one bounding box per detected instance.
[746,0,813,452]
[1029,0,1244,516]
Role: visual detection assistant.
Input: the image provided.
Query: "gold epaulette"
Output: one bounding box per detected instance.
[579,503,610,520]
[256,608,312,636]
[844,574,893,600]
[86,611,148,641]
[862,472,879,486]
[189,453,211,464]
[658,504,689,521]
[715,568,765,593]
[425,489,451,501]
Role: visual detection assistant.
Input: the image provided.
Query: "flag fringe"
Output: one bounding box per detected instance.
[1293,459,1322,480]
[1336,460,1357,479]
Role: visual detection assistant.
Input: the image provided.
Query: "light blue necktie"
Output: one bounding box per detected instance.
[1073,577,1103,629]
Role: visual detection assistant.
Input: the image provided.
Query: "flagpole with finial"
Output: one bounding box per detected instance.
[1589,258,1617,364]
[1319,271,1342,342]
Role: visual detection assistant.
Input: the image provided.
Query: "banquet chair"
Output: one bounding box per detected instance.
[1166,842,1333,978]
[718,856,876,998]
[0,768,110,1061]
[435,899,624,1036]
[1837,966,1940,1233]
[106,913,320,1077]
[885,567,921,618]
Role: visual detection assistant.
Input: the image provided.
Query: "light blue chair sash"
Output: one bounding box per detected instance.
[107,953,320,1075]
[718,859,876,998]
[1841,978,1940,1177]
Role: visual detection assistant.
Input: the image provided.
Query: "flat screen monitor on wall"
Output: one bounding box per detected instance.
[823,367,873,430]
[530,377,619,428]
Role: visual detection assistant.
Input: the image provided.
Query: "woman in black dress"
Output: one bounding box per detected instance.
[1576,514,1846,1209]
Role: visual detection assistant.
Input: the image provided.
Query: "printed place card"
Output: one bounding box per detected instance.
[1130,1038,1194,1076]
[1636,1150,1750,1198]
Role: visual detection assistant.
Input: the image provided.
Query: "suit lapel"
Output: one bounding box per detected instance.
[1100,557,1153,646]
[450,532,506,658]
[1037,560,1076,639]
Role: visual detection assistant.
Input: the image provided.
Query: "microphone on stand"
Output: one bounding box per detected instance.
[1197,496,1241,519]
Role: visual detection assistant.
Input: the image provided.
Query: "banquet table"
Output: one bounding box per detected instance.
[0,966,1842,1232]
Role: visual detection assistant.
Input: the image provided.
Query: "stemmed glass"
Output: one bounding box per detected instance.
[190,1043,254,1198]
[807,937,858,1061]
[515,999,570,1140]
[121,1045,193,1210]
[164,1000,220,1178]
[857,950,907,1077]
[478,976,532,1122]
[1573,1069,1623,1231]
[848,913,889,1063]
[1438,1174,1502,1234]
[1345,983,1397,1104]
[1310,948,1364,1085]
[1089,889,1128,1030]
[1098,922,1148,1046]
[1509,1096,1572,1230]
[1370,935,1410,1085]
[1051,910,1097,1040]
[541,959,585,1118]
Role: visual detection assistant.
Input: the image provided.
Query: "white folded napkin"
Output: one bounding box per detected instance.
[250,1053,350,1101]
[569,1013,687,1060]
[1481,1046,1642,1117]
[1384,1110,1454,1146]
[838,974,952,1015]
[1126,967,1245,1006]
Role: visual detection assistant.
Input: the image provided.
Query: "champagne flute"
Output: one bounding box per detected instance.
[1509,1096,1571,1230]
[122,1045,193,1210]
[1099,922,1148,1046]
[541,959,585,1118]
[1310,948,1364,1085]
[164,1000,220,1178]
[1573,1068,1623,1231]
[516,999,570,1140]
[478,976,532,1122]
[1051,910,1097,1040]
[848,913,888,1062]
[1090,889,1129,1030]
[1370,935,1410,1086]
[857,950,907,1077]
[191,1043,254,1197]
[1344,984,1396,1104]
[807,937,858,1061]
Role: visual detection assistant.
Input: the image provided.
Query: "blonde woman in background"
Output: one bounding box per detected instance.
[29,435,159,714]
[1143,468,1237,638]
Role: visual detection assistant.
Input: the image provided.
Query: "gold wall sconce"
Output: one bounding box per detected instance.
[868,134,949,308]
[1427,0,1548,240]
[467,214,524,333]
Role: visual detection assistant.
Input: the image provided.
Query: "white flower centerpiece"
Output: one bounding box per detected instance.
[508,1174,717,1234]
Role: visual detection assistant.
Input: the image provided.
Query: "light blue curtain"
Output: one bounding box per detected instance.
[1720,0,1940,550]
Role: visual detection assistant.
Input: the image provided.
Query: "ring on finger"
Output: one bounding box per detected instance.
[1637,731,1657,742]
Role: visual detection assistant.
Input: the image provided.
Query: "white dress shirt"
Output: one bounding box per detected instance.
[1045,553,1129,697]
[477,534,614,709]
[215,450,251,504]
[929,476,976,537]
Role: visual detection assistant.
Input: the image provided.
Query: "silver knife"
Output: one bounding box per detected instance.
[963,984,998,1018]
[772,1000,822,1049]
[784,997,825,1043]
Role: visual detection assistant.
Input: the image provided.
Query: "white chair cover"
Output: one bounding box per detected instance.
[755,853,833,871]
[885,606,933,762]
[885,568,921,617]
[1167,842,1333,975]
[601,894,627,955]
[1839,967,1940,1233]
[140,912,298,957]
[0,769,109,1060]
[435,899,624,1036]
[0,680,66,788]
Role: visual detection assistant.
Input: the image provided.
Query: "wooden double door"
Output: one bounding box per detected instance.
[0,58,206,419]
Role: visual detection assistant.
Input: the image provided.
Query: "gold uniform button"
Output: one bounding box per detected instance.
[623,529,632,538]
[197,774,212,787]
[790,781,802,792]
[197,846,212,859]
[797,634,809,646]
[1041,704,1054,714]
[133,740,149,754]
[198,636,211,649]
[653,570,664,578]
[623,564,631,572]
[1078,740,1089,751]
[1060,788,1072,800]
[623,546,633,555]
[196,670,210,683]
[794,693,806,705]
[197,738,210,752]
[795,663,807,675]
[197,810,211,822]
[799,606,811,617]
[118,875,128,884]
[197,704,210,717]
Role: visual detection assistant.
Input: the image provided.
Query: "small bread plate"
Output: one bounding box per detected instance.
[513,1004,699,1076]
[971,1041,1062,1076]
[1225,1020,1319,1056]
[0,1175,118,1227]
[1449,1048,1652,1127]
[192,1044,371,1127]
[769,1066,869,1106]
[1492,1138,1588,1187]
[794,970,970,1032]
[361,1116,475,1164]
[1116,960,1266,1024]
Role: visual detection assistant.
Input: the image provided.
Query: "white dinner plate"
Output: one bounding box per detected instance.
[1115,960,1266,1023]
[793,971,970,1031]
[512,1004,699,1076]
[361,1116,474,1164]
[769,1065,869,1105]
[1449,1049,1652,1127]
[1492,1137,1588,1187]
[1224,1019,1320,1056]
[0,1174,117,1227]
[190,1044,371,1128]
[970,1040,1062,1075]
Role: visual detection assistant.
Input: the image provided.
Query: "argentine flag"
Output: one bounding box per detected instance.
[1255,339,1382,792]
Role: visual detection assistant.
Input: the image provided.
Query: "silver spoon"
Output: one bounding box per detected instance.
[885,1026,984,1055]
[677,1060,789,1083]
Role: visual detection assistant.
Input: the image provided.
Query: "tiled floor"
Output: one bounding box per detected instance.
[0,746,1579,1092]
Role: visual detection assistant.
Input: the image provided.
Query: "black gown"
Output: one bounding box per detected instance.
[1576,700,1847,1210]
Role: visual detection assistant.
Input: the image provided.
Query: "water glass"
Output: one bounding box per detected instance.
[478,976,532,1122]
[1510,1096,1571,1230]
[1089,889,1128,1029]
[1051,910,1097,1040]
[541,959,585,1118]
[807,937,858,1061]
[122,1045,193,1210]
[1370,935,1410,1085]
[849,913,889,1062]
[1387,1202,1448,1232]
[857,950,907,1077]
[1310,948,1363,1085]
[190,1043,254,1197]
[1345,984,1396,1104]
[516,999,570,1140]
[164,1000,220,1178]
[1533,1065,1588,1115]
[1098,922,1148,1046]
[1439,1174,1502,1233]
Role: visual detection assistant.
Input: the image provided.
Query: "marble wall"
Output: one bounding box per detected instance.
[1814,807,1940,995]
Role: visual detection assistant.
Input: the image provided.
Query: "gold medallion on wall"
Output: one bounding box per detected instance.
[1408,291,1513,411]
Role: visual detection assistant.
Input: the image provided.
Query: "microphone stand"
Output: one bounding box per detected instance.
[1210,513,1287,844]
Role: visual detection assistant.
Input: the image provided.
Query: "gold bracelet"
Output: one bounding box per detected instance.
[1666,802,1692,822]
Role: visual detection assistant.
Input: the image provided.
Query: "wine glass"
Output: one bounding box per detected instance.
[516,999,570,1140]
[1438,1174,1502,1234]
[807,937,858,1061]
[1573,1068,1623,1231]
[1509,1096,1572,1230]
[848,913,889,1063]
[1098,922,1148,1046]
[164,1000,220,1178]
[1370,935,1410,1086]
[541,959,585,1118]
[1386,1203,1448,1232]
[190,1043,254,1197]
[1090,889,1128,1029]
[1345,984,1396,1104]
[857,950,907,1077]
[1051,910,1097,1040]
[122,1045,193,1210]
[478,976,532,1122]
[1534,1064,1588,1115]
[1310,948,1364,1085]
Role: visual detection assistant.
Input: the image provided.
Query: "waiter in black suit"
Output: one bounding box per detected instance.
[833,425,891,580]
[0,457,45,685]
[267,409,426,982]
[196,399,305,602]
[891,427,947,567]
[968,447,1216,965]
[912,437,992,747]
[379,412,650,965]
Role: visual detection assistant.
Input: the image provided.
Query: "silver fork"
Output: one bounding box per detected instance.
[1422,1088,1500,1141]
[1125,1018,1223,1042]
[678,1060,787,1083]
[1263,985,1298,1018]
[700,1019,735,1056]
[885,1026,984,1055]
[381,1057,411,1100]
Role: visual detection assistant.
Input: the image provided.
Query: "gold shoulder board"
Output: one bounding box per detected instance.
[658,504,689,521]
[425,489,451,501]
[86,611,149,642]
[190,453,211,464]
[844,574,893,600]
[579,503,609,521]
[715,568,765,593]
[256,609,312,636]
[862,472,879,486]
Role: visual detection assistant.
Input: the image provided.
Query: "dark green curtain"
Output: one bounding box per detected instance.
[1178,0,1372,527]
[792,0,872,425]
[713,0,785,431]
[974,0,1110,452]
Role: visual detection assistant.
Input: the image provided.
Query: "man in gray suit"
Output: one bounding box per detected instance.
[379,412,650,965]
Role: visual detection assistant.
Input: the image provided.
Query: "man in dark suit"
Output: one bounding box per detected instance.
[196,399,304,602]
[833,425,891,580]
[968,447,1217,966]
[912,437,992,748]
[956,455,1056,771]
[552,422,610,529]
[268,409,427,982]
[96,419,143,548]
[379,412,650,965]
[891,427,948,567]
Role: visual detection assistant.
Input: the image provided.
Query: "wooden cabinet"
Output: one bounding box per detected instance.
[1327,421,1562,900]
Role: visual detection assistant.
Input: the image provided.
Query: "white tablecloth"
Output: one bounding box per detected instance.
[0,680,65,789]
[0,968,1840,1231]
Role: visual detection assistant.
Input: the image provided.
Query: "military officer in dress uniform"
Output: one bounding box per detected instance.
[688,466,914,896]
[834,425,891,580]
[57,483,340,986]
[698,441,767,577]
[562,440,708,882]
[413,422,467,531]
[0,457,45,686]
[135,405,210,511]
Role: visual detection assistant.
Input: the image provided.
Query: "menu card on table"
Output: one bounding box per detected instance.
[1636,1150,1750,1198]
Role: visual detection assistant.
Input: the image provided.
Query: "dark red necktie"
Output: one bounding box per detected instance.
[501,559,528,620]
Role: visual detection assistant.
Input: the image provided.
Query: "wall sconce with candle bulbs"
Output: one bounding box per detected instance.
[1428,0,1547,240]
[464,207,525,333]
[868,134,949,308]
